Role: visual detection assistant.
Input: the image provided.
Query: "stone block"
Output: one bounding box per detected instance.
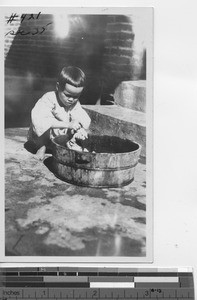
[110,70,132,81]
[105,47,133,56]
[114,80,146,112]
[107,23,133,32]
[114,15,130,23]
[105,62,133,73]
[106,31,134,41]
[83,105,146,157]
[104,55,131,65]
[105,39,133,48]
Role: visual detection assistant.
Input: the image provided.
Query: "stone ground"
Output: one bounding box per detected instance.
[5,128,146,257]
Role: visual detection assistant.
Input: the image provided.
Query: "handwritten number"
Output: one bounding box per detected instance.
[39,23,52,34]
[39,26,46,34]
[6,12,41,25]
[28,14,35,21]
[20,13,41,23]
[21,14,27,23]
[36,12,41,19]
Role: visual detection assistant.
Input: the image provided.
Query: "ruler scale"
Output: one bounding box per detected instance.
[0,267,194,300]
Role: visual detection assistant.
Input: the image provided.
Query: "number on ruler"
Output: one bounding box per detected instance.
[87,289,99,299]
[36,289,48,298]
[92,290,98,298]
[144,290,150,297]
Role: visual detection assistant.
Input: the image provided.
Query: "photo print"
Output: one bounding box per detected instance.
[2,7,153,262]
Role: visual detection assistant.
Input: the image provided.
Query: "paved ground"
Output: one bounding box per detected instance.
[5,128,146,257]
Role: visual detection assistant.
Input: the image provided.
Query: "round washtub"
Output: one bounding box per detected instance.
[51,134,141,188]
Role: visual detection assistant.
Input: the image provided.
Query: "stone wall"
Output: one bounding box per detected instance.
[102,15,134,90]
[101,15,146,96]
[114,80,146,112]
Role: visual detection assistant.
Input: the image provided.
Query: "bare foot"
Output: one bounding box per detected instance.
[35,146,46,161]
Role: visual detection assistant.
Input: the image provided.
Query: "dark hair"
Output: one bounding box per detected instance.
[57,66,86,91]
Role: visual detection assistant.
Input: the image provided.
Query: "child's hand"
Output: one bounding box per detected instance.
[69,120,81,132]
[74,128,88,140]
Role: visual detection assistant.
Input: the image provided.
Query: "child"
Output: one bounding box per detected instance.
[27,66,91,160]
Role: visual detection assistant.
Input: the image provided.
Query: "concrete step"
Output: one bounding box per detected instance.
[114,80,146,113]
[83,105,146,157]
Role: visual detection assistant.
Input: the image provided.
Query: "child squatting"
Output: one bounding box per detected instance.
[27,66,91,160]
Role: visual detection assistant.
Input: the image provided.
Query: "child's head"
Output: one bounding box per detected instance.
[56,66,86,107]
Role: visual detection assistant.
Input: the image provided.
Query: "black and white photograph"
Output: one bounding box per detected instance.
[3,7,153,262]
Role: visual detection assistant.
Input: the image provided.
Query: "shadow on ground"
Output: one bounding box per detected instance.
[5,128,147,258]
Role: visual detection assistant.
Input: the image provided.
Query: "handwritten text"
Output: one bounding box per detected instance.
[5,12,53,37]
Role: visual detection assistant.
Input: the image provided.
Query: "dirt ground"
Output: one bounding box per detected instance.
[5,128,146,258]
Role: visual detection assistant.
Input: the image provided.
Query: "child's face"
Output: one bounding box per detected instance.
[57,83,83,107]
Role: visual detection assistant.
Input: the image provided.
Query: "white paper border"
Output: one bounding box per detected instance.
[1,4,154,264]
